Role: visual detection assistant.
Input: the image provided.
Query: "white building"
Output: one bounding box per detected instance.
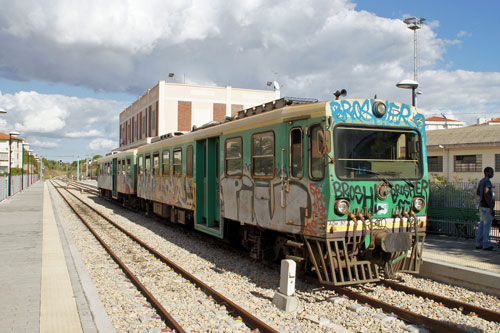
[0,133,24,174]
[119,81,280,150]
[425,116,465,131]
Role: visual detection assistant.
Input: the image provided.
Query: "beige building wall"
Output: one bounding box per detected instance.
[428,146,500,183]
[119,81,280,149]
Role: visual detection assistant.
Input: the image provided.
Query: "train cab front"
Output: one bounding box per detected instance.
[332,119,428,278]
[302,100,428,286]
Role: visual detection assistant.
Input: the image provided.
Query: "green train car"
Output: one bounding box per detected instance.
[98,97,428,286]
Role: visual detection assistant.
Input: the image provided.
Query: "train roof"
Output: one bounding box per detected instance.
[134,97,421,154]
[97,148,137,164]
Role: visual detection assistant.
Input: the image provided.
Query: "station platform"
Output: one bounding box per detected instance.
[0,182,498,332]
[0,181,114,333]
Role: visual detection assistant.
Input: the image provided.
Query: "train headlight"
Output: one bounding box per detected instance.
[334,199,350,216]
[372,101,387,118]
[412,197,425,212]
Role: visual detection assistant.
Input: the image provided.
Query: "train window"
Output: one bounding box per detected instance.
[126,158,131,176]
[173,149,182,176]
[225,137,242,176]
[145,154,151,175]
[252,132,274,178]
[138,155,144,175]
[334,127,422,180]
[162,150,170,175]
[107,163,110,175]
[153,152,160,176]
[290,128,303,178]
[309,125,325,180]
[186,146,193,177]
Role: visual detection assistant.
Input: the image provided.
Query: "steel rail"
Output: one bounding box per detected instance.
[382,280,500,323]
[58,180,278,333]
[305,277,468,333]
[51,181,186,333]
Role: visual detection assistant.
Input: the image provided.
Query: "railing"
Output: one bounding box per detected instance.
[427,181,500,241]
[0,174,39,202]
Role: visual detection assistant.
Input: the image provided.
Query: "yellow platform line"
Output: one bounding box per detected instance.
[40,183,82,332]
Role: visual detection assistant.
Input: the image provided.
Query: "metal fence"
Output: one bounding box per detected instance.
[0,175,39,202]
[427,181,500,239]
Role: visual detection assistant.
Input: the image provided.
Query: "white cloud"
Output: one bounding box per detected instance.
[65,129,103,138]
[88,138,116,151]
[27,138,59,148]
[457,30,472,38]
[0,0,498,142]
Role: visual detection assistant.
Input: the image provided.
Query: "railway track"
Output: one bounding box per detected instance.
[381,279,500,324]
[53,178,500,332]
[51,180,277,332]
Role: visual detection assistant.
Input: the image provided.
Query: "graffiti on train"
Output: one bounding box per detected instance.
[329,99,425,129]
[304,183,327,235]
[332,179,429,211]
[137,174,194,208]
[219,172,325,235]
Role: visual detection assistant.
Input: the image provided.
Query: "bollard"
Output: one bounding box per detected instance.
[272,259,300,312]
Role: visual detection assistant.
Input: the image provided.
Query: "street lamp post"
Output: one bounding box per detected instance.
[8,131,20,197]
[396,79,419,107]
[21,143,29,190]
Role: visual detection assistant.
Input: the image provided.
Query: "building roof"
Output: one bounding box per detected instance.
[488,117,500,123]
[0,132,23,141]
[426,116,461,122]
[427,125,500,148]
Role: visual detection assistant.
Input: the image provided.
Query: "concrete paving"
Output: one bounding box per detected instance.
[421,234,500,296]
[0,181,113,333]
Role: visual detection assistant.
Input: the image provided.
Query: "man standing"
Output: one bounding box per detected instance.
[476,167,495,250]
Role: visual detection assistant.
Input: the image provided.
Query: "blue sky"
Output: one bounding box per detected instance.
[354,0,500,72]
[0,0,499,161]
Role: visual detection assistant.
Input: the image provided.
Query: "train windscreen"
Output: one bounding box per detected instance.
[334,126,422,180]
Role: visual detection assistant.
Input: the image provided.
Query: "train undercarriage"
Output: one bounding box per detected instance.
[99,188,425,286]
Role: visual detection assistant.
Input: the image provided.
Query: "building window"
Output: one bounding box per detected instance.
[186,145,193,176]
[252,132,274,178]
[495,154,500,172]
[225,137,242,176]
[173,149,182,176]
[454,154,482,172]
[428,156,443,172]
[162,150,170,176]
[290,128,303,178]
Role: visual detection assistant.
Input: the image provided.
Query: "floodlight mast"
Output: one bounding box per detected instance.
[403,17,425,82]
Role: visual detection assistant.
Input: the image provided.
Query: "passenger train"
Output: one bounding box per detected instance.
[98,97,428,285]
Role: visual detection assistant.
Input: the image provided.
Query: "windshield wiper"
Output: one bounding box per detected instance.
[344,167,394,187]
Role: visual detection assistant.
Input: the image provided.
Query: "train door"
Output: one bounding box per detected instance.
[195,136,222,238]
[284,121,309,230]
[112,157,118,199]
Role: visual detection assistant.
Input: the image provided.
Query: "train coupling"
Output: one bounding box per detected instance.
[373,230,412,253]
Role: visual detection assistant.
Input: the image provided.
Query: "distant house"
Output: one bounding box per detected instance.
[0,133,24,174]
[475,117,500,126]
[426,125,500,182]
[425,116,465,131]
